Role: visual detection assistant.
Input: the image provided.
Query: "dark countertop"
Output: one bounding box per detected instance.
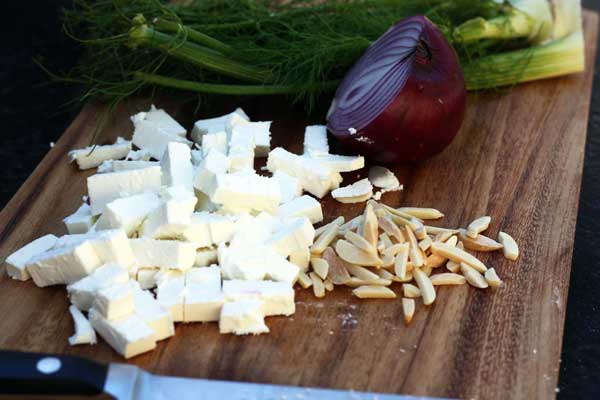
[3,1,599,398]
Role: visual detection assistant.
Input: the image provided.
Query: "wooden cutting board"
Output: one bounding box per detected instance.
[0,11,597,400]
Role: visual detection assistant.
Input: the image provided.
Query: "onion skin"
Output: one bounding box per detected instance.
[327,16,466,164]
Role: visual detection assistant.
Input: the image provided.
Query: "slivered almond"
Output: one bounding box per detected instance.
[314,216,344,238]
[310,257,329,280]
[378,215,405,243]
[424,234,456,268]
[379,233,393,249]
[498,231,519,260]
[339,215,363,234]
[466,216,491,238]
[378,203,421,221]
[375,268,397,281]
[394,243,410,280]
[460,263,488,288]
[446,260,460,273]
[321,247,352,285]
[403,283,421,298]
[405,226,424,268]
[335,239,383,267]
[297,271,313,288]
[458,229,503,252]
[309,272,326,297]
[418,236,433,252]
[430,242,487,273]
[346,264,380,281]
[430,273,466,285]
[484,268,503,287]
[456,241,464,250]
[381,254,395,268]
[397,271,414,282]
[381,243,406,259]
[402,298,415,324]
[421,266,432,277]
[345,277,392,287]
[446,235,458,247]
[398,207,444,220]
[413,268,436,305]
[324,277,334,291]
[362,203,379,248]
[425,226,459,235]
[345,230,377,254]
[353,285,396,299]
[311,223,339,255]
[433,231,454,243]
[413,219,428,240]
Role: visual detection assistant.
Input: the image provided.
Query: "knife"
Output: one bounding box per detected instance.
[0,351,434,400]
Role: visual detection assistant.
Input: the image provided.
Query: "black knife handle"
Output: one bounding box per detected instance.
[0,351,108,396]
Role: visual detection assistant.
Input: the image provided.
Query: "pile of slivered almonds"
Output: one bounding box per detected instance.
[301,200,519,324]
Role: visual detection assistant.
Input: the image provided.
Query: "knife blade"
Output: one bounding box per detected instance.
[0,351,440,400]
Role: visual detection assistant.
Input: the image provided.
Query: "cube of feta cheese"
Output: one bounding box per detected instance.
[195,248,218,267]
[93,281,135,320]
[191,108,249,143]
[182,212,235,247]
[184,266,223,322]
[218,244,268,281]
[212,171,281,214]
[69,137,131,170]
[5,234,58,281]
[156,274,185,322]
[63,203,94,234]
[263,252,300,284]
[26,241,102,287]
[266,217,315,257]
[312,154,365,173]
[222,280,295,316]
[271,171,302,203]
[95,193,162,236]
[267,147,340,198]
[140,189,196,239]
[193,149,229,196]
[98,160,159,174]
[185,266,221,286]
[232,121,271,157]
[132,120,191,160]
[160,142,194,189]
[89,308,156,359]
[219,299,269,335]
[68,305,97,346]
[67,263,130,310]
[130,238,196,271]
[132,286,174,341]
[87,229,136,268]
[303,125,329,157]
[87,166,162,215]
[277,195,323,224]
[228,145,255,173]
[135,268,160,290]
[289,248,310,272]
[331,178,373,203]
[201,131,228,157]
[131,105,186,137]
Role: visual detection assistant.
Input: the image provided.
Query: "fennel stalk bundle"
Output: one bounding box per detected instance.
[61,0,585,108]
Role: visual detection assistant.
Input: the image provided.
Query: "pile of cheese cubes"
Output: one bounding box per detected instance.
[3,105,367,358]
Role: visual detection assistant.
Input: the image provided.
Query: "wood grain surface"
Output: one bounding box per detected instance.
[0,11,597,400]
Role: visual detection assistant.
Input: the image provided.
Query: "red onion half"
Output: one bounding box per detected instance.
[327,16,466,164]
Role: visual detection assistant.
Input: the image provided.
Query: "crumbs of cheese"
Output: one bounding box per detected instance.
[68,305,97,346]
[68,137,131,170]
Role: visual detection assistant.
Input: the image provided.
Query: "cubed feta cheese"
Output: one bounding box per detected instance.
[212,171,281,214]
[218,244,268,281]
[5,234,58,281]
[26,241,102,287]
[160,142,194,188]
[69,137,131,170]
[95,193,162,236]
[277,195,323,224]
[87,166,162,215]
[185,266,221,286]
[331,178,373,203]
[183,266,223,322]
[303,125,329,157]
[67,263,130,310]
[266,217,315,257]
[135,268,160,290]
[87,229,136,268]
[140,189,196,239]
[156,274,185,322]
[132,286,174,341]
[263,252,300,284]
[63,203,94,234]
[68,305,97,346]
[131,105,186,137]
[312,154,365,173]
[132,120,191,160]
[193,149,229,196]
[201,131,228,157]
[222,280,295,316]
[191,108,249,143]
[219,299,269,335]
[98,160,159,174]
[130,238,196,271]
[271,171,302,203]
[182,212,235,247]
[232,121,271,157]
[89,308,156,359]
[93,281,135,320]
